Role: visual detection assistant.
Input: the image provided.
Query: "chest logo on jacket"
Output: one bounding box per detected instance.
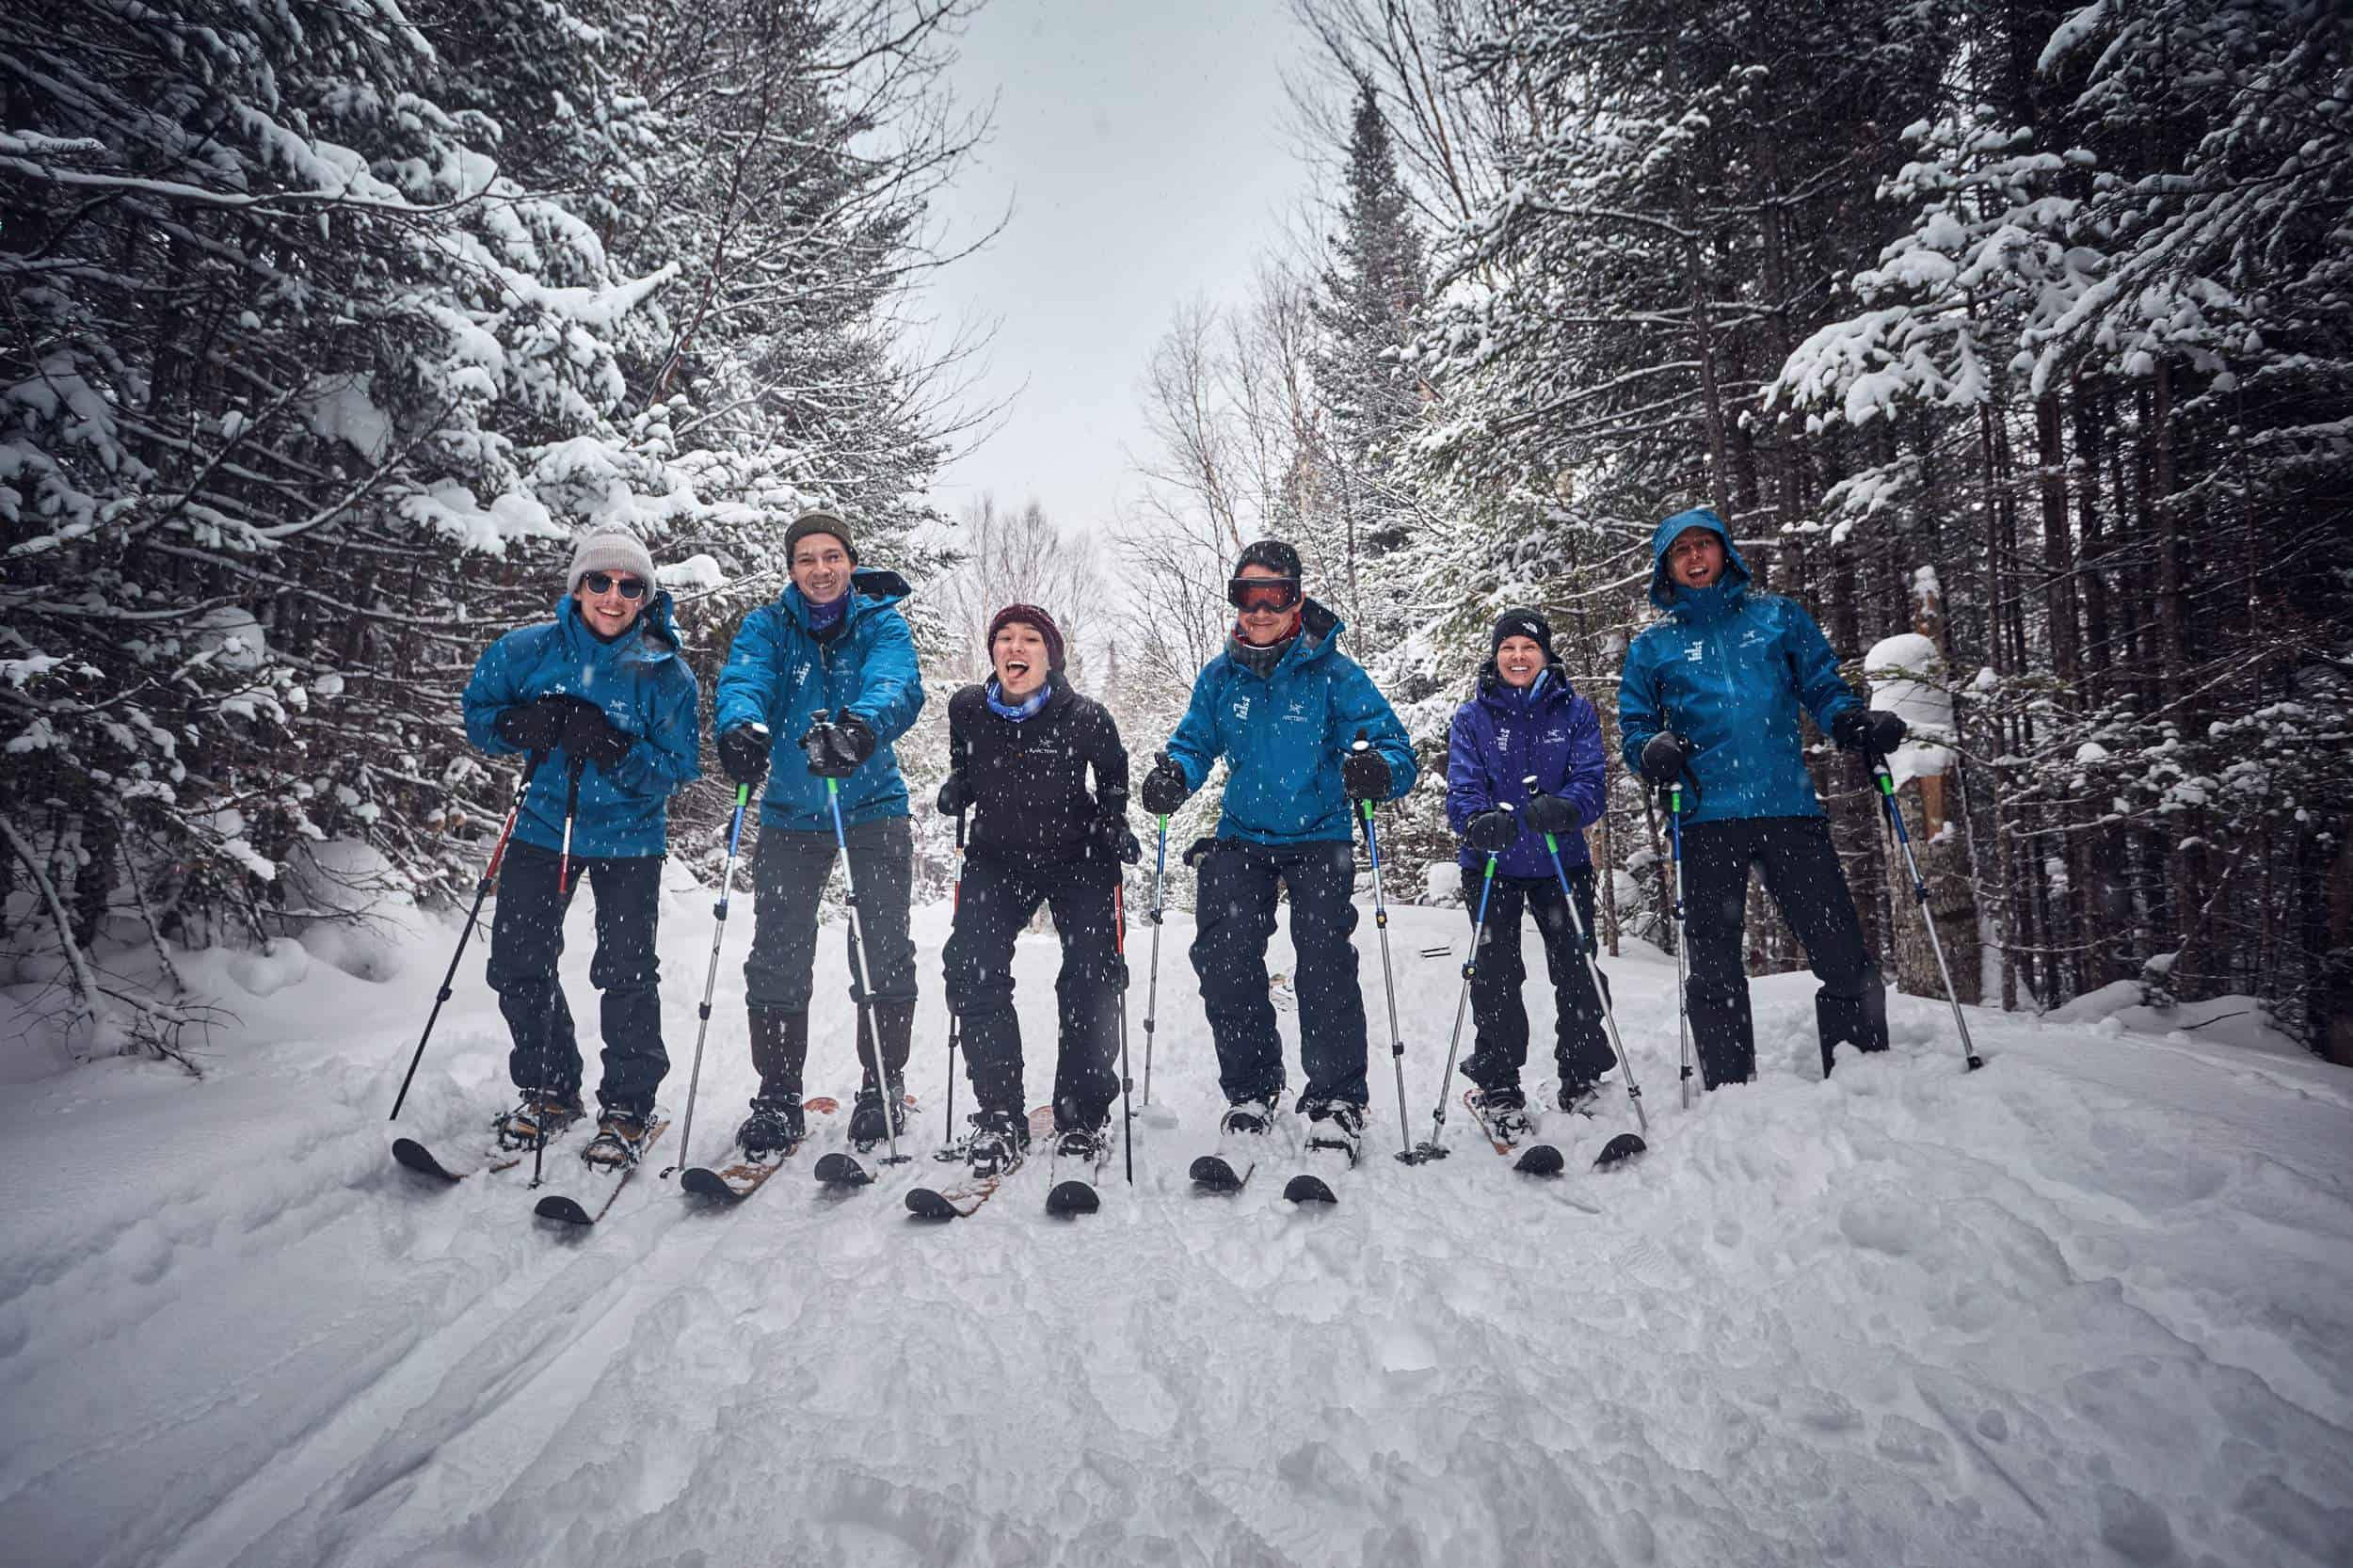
[1231,696,1252,722]
[1283,698,1311,724]
[1684,642,1705,663]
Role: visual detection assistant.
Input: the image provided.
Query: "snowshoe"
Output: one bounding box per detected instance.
[966,1109,1031,1178]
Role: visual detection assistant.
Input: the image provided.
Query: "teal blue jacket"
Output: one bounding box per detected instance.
[713,570,924,831]
[1617,508,1862,824]
[462,593,701,856]
[1165,600,1416,844]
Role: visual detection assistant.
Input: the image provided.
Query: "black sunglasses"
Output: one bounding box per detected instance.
[583,571,648,600]
[1227,576,1302,612]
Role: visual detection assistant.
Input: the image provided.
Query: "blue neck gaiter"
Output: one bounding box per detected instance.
[985,679,1049,722]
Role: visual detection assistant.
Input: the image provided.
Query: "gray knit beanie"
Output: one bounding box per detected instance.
[784,509,857,564]
[567,528,657,595]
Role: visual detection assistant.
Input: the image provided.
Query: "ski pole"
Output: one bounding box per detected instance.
[1669,782,1694,1108]
[1411,848,1499,1162]
[660,783,753,1178]
[556,754,585,895]
[1351,734,1414,1165]
[940,810,967,1155]
[1870,758,1984,1071]
[1140,812,1168,1107]
[390,750,548,1120]
[1115,882,1134,1185]
[828,776,906,1164]
[1528,779,1648,1166]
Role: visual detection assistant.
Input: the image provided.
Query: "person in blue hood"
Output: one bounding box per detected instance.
[1135,539,1417,1165]
[1617,508,1906,1088]
[712,510,924,1155]
[462,528,702,1170]
[1445,609,1616,1139]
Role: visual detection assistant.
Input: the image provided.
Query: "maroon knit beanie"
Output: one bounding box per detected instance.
[986,603,1066,670]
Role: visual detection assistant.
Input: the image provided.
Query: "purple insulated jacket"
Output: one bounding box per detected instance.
[1447,666,1607,878]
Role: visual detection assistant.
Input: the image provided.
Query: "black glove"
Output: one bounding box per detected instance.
[1341,746,1390,802]
[1091,813,1142,864]
[936,770,974,817]
[718,724,770,786]
[1462,808,1518,854]
[1833,709,1908,757]
[1182,836,1220,871]
[1639,731,1694,786]
[1138,752,1191,816]
[799,709,876,778]
[1524,793,1582,839]
[560,701,633,769]
[493,696,574,752]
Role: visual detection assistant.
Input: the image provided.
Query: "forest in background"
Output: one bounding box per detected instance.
[5,0,2347,1068]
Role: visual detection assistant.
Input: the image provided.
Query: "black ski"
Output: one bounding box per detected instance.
[1462,1088,1565,1177]
[905,1107,1055,1221]
[1282,1173,1337,1205]
[811,1092,922,1192]
[679,1096,840,1206]
[394,1112,584,1183]
[534,1116,670,1226]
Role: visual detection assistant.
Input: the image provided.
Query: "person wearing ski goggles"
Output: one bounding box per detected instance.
[1137,538,1417,1169]
[459,527,702,1172]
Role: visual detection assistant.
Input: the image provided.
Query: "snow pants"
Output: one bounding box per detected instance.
[488,840,667,1119]
[1191,837,1369,1108]
[941,856,1123,1130]
[1680,815,1886,1087]
[743,818,917,1076]
[1462,868,1618,1095]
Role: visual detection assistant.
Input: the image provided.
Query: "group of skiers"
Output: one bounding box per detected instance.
[457,505,1906,1179]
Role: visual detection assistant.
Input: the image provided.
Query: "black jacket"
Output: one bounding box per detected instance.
[947,676,1129,867]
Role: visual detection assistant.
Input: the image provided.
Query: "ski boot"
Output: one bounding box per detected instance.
[582,1112,655,1171]
[848,1078,907,1151]
[967,1109,1030,1177]
[736,1095,805,1159]
[1300,1097,1366,1166]
[1470,1083,1537,1143]
[494,1091,584,1151]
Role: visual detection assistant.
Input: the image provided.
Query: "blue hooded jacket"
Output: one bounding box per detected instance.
[713,569,924,832]
[462,591,702,858]
[1165,600,1417,845]
[1447,666,1606,879]
[1616,508,1862,825]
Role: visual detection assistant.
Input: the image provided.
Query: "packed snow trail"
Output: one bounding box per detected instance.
[3,891,2350,1567]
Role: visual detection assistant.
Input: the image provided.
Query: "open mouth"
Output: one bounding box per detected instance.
[1003,658,1032,680]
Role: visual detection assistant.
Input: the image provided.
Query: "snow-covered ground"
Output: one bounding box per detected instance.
[6,878,2351,1567]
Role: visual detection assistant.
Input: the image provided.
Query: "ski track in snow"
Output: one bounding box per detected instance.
[5,894,2352,1567]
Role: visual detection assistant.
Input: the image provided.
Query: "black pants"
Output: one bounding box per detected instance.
[487,840,667,1119]
[1461,868,1617,1094]
[1191,838,1368,1107]
[1680,815,1886,1087]
[743,816,917,1015]
[941,856,1123,1128]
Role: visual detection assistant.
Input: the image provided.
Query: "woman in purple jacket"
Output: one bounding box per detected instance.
[1445,610,1616,1139]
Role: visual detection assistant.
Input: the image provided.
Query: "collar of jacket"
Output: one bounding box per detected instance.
[780,568,912,634]
[552,589,683,661]
[1225,596,1340,679]
[1477,663,1563,712]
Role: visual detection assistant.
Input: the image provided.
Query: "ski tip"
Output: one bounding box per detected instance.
[905,1189,960,1220]
[1188,1155,1245,1192]
[804,1096,842,1114]
[1593,1132,1647,1170]
[391,1138,459,1182]
[533,1194,595,1225]
[1282,1174,1337,1206]
[813,1152,872,1188]
[1046,1180,1099,1216]
[679,1168,741,1205]
[1513,1143,1567,1177]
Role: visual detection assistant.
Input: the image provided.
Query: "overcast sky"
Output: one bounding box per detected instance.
[917,0,1319,543]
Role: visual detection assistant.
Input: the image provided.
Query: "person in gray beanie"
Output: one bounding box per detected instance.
[460,526,701,1174]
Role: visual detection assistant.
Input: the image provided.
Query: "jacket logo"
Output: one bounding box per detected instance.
[1684,642,1705,663]
[1232,696,1252,721]
[1284,699,1311,723]
[1738,630,1767,648]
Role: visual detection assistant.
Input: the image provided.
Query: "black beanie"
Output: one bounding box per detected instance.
[1233,538,1303,580]
[1490,607,1557,664]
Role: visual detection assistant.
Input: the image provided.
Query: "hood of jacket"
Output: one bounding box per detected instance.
[1647,508,1753,623]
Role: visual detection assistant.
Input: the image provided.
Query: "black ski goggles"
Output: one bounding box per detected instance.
[1227,576,1302,613]
[581,571,648,600]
